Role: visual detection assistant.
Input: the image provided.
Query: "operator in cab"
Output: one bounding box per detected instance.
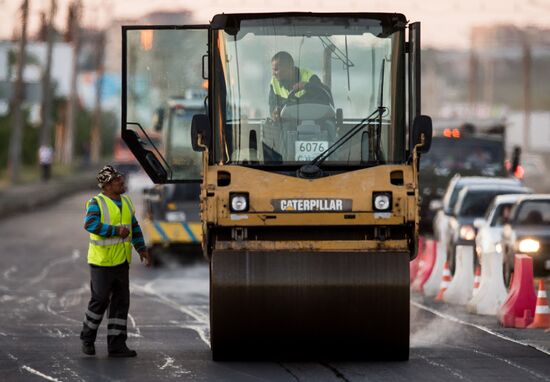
[269,51,332,122]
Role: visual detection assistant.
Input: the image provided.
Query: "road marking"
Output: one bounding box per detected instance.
[417,354,469,381]
[412,301,550,356]
[21,365,61,382]
[160,356,174,370]
[127,313,142,338]
[3,266,17,280]
[469,347,550,381]
[27,251,80,287]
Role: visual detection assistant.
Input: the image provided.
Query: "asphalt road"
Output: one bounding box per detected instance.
[1,190,550,381]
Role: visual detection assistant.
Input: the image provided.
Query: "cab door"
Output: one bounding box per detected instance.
[122,26,208,183]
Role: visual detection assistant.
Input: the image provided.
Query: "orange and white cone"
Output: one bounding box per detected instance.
[473,265,481,294]
[436,261,452,301]
[528,279,550,329]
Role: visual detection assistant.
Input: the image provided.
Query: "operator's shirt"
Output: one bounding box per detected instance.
[84,196,146,253]
[269,67,323,113]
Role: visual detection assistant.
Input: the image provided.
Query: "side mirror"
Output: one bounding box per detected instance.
[429,199,443,211]
[473,218,486,229]
[412,115,432,154]
[191,114,211,152]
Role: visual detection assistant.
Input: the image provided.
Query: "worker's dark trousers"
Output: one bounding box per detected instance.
[80,262,130,352]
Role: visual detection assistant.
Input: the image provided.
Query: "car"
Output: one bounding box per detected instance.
[446,184,530,274]
[432,176,523,261]
[473,194,529,264]
[501,194,550,285]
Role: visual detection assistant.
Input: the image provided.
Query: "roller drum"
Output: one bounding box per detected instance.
[210,250,409,361]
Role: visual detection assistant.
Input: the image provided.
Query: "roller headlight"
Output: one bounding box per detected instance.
[518,238,540,253]
[230,193,249,212]
[373,192,392,212]
[495,243,503,254]
[459,224,476,241]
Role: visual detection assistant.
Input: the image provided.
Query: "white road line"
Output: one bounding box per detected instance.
[412,301,550,357]
[21,365,61,382]
[469,347,550,381]
[27,251,80,287]
[159,356,175,370]
[3,266,17,280]
[128,313,142,337]
[417,354,469,381]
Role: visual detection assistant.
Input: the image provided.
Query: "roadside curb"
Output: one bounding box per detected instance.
[0,171,97,219]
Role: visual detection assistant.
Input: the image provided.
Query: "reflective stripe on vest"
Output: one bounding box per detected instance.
[87,194,133,267]
[271,68,315,99]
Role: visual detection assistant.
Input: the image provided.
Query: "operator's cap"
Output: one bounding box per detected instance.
[97,165,124,188]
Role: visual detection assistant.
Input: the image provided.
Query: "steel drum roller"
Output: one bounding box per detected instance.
[210,250,410,360]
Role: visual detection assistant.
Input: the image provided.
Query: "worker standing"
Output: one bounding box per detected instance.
[80,165,151,357]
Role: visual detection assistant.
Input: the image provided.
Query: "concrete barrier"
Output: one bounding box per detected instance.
[411,239,436,292]
[498,254,537,328]
[423,241,446,297]
[443,245,474,305]
[467,251,508,315]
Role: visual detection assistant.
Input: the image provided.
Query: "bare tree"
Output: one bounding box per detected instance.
[62,0,82,165]
[7,0,30,184]
[90,31,105,164]
[40,0,57,148]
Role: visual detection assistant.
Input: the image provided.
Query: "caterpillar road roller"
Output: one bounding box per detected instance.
[121,12,432,360]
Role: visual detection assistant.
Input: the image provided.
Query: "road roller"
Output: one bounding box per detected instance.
[121,12,432,360]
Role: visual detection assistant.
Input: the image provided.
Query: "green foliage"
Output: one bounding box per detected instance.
[0,111,39,168]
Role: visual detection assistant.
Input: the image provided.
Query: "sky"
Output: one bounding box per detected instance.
[2,0,550,49]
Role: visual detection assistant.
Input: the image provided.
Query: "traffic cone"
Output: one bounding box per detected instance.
[435,261,452,301]
[473,265,481,293]
[528,279,550,329]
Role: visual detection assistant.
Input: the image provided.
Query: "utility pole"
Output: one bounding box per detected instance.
[7,0,30,184]
[40,0,57,148]
[90,31,105,164]
[522,31,532,153]
[62,0,82,165]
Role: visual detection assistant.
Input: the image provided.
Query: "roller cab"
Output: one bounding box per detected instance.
[122,13,431,360]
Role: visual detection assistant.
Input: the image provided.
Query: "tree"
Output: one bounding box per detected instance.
[7,0,30,184]
[40,0,57,148]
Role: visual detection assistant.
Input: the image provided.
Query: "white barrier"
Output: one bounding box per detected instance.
[443,245,474,305]
[423,241,446,297]
[467,250,508,315]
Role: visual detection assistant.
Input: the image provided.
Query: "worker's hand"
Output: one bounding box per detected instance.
[271,107,281,122]
[117,226,130,238]
[139,250,152,267]
[292,81,306,91]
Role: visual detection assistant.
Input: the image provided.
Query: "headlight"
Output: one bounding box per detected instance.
[459,224,476,241]
[495,243,503,254]
[518,238,540,253]
[230,193,249,212]
[373,193,392,212]
[165,211,186,222]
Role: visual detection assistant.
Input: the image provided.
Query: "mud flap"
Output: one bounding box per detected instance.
[210,250,410,361]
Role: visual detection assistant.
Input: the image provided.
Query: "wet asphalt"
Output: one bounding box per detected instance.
[1,190,550,381]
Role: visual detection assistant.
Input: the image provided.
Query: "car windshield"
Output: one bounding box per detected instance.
[211,16,405,166]
[514,200,550,226]
[489,203,514,226]
[457,189,526,218]
[420,137,505,176]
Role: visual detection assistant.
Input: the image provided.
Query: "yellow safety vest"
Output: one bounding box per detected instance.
[271,68,315,99]
[87,194,135,267]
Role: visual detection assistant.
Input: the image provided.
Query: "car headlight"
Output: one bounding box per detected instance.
[518,238,540,253]
[373,192,392,212]
[165,211,186,222]
[495,243,503,254]
[459,224,476,241]
[230,193,249,212]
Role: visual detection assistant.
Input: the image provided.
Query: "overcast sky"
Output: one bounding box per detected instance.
[2,0,550,48]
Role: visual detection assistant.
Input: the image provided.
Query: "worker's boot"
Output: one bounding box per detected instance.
[81,342,95,356]
[108,344,137,358]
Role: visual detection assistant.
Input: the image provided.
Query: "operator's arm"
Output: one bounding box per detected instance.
[84,198,118,237]
[130,215,146,253]
[269,85,278,114]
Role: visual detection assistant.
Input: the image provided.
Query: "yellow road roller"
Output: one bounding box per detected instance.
[121,12,432,360]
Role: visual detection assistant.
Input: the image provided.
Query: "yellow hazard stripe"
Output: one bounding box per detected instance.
[143,219,202,244]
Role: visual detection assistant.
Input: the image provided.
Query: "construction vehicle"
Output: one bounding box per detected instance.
[121,13,432,360]
[141,94,206,262]
[419,118,522,234]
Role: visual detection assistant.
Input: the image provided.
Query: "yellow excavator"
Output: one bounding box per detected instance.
[121,12,432,360]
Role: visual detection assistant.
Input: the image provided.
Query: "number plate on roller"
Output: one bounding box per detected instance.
[295,141,328,161]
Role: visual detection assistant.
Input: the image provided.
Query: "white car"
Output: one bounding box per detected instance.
[474,194,528,262]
